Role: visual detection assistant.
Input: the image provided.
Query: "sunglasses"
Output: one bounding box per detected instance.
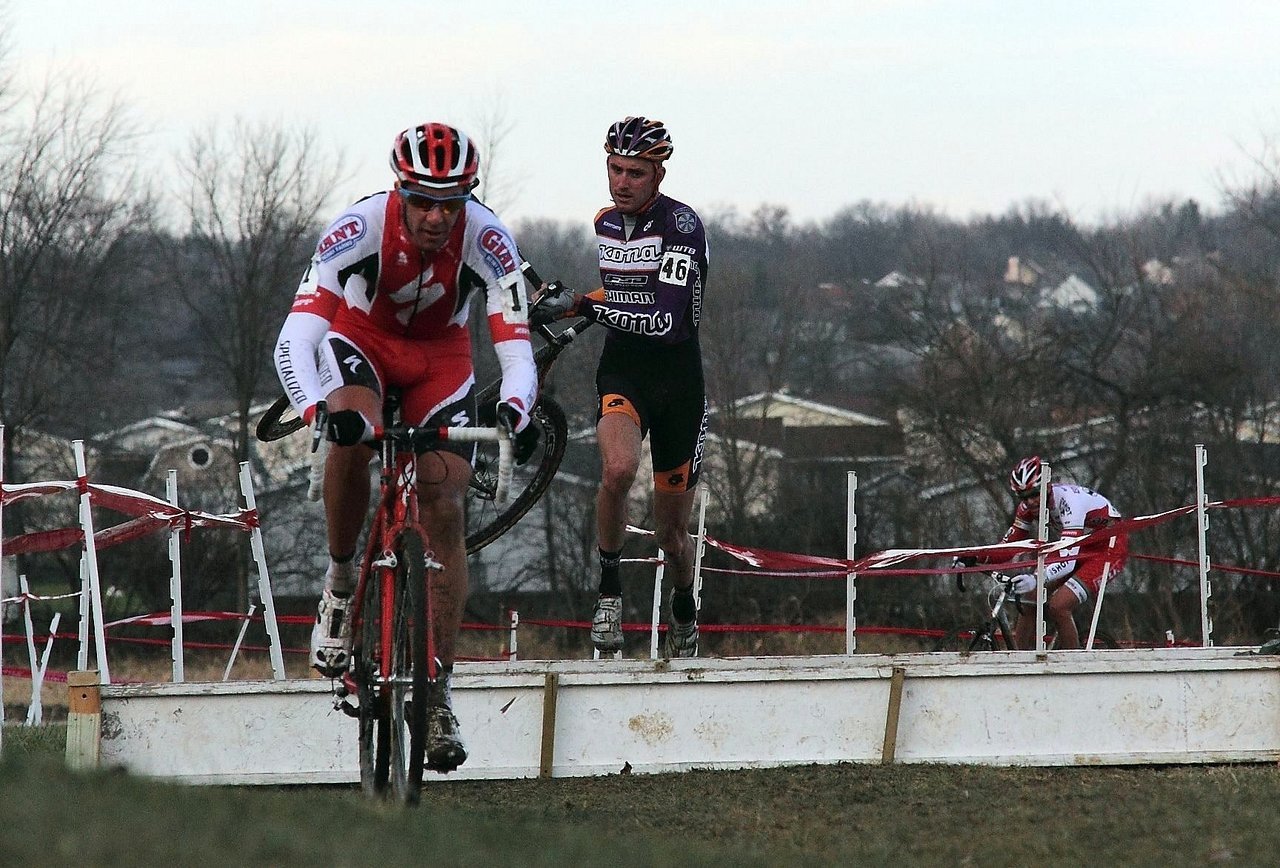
[397,187,469,215]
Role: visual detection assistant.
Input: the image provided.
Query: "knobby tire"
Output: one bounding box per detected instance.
[465,396,567,554]
[255,395,304,442]
[388,529,429,805]
[356,568,389,797]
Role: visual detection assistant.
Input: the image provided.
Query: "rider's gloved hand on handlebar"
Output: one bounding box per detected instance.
[1010,573,1037,596]
[325,409,375,446]
[529,281,579,326]
[496,400,540,466]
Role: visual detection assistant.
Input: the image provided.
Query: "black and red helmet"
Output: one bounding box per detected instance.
[604,116,673,162]
[1009,455,1044,498]
[390,123,480,191]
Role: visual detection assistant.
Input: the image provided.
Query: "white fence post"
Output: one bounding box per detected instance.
[846,471,858,655]
[649,551,665,660]
[25,612,60,727]
[223,603,257,681]
[166,470,185,683]
[239,463,285,679]
[1034,462,1052,654]
[692,488,708,607]
[1195,444,1213,647]
[19,576,38,721]
[76,553,89,671]
[507,608,518,662]
[74,440,110,684]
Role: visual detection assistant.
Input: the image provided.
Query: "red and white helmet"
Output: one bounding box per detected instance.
[1009,456,1044,498]
[389,123,479,191]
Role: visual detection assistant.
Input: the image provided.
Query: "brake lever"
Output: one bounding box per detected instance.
[310,400,328,454]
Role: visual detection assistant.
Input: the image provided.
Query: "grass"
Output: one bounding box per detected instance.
[3,724,1279,865]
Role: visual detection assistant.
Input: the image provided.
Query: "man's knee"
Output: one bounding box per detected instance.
[600,457,638,495]
[657,526,691,559]
[1047,594,1077,623]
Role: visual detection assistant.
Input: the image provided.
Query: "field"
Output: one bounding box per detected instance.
[2,723,1278,866]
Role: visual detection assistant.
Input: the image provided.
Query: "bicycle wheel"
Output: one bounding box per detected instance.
[388,529,429,805]
[465,396,567,554]
[933,629,972,652]
[256,395,306,442]
[355,569,389,797]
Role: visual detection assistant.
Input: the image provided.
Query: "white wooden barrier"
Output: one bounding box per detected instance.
[94,646,1280,785]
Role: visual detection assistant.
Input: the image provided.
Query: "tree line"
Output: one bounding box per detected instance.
[5,43,1280,644]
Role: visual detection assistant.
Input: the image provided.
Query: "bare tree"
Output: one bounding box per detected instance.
[467,93,521,214]
[0,68,152,525]
[171,119,345,606]
[173,119,345,461]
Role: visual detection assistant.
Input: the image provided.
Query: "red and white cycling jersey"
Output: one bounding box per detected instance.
[1000,482,1127,592]
[273,191,536,426]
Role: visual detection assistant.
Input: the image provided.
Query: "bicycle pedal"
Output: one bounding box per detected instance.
[333,694,359,719]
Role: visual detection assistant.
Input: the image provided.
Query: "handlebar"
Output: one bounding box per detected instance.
[306,405,516,508]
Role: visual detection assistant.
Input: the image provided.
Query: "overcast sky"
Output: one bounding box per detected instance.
[12,2,1280,228]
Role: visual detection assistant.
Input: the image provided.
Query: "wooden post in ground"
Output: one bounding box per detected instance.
[65,670,101,771]
[539,672,559,779]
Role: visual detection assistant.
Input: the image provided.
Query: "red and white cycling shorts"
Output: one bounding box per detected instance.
[316,321,478,456]
[1063,532,1129,603]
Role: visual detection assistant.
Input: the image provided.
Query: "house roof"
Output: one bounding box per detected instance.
[724,391,891,428]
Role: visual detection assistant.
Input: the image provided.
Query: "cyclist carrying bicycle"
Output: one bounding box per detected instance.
[960,456,1129,650]
[272,122,539,771]
[531,117,708,658]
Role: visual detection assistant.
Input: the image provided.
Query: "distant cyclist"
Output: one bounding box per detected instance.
[965,456,1128,650]
[272,122,538,771]
[531,116,709,658]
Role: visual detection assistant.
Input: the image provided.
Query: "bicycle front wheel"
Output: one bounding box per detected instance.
[388,529,429,805]
[355,568,389,798]
[933,629,972,652]
[465,396,568,554]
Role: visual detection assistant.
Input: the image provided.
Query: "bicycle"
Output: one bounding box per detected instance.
[934,569,1117,653]
[934,571,1021,653]
[256,262,588,555]
[318,389,515,804]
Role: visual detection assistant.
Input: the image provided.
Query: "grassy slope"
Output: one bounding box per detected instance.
[3,725,1278,866]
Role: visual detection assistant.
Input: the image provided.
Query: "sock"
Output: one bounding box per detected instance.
[671,587,697,623]
[428,665,453,707]
[325,551,356,595]
[598,548,622,597]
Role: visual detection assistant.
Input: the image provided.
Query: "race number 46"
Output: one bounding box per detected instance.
[658,251,692,285]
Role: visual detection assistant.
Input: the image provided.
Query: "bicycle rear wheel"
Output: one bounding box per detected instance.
[256,395,306,442]
[933,629,972,652]
[388,529,429,805]
[465,396,567,554]
[355,569,389,797]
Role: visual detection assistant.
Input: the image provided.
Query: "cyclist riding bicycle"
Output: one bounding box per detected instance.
[961,456,1128,650]
[272,122,538,771]
[531,116,709,658]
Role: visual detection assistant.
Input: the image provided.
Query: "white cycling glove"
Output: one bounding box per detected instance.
[1011,574,1037,596]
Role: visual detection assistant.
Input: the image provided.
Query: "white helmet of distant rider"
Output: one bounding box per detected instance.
[1009,455,1044,499]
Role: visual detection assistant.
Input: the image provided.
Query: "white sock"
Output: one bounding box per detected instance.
[324,558,355,595]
